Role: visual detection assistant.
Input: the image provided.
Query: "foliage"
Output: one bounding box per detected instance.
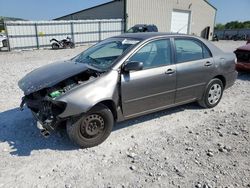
[0,16,25,31]
[215,23,225,30]
[215,21,250,30]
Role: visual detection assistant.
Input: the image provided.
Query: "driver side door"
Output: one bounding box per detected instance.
[121,39,176,119]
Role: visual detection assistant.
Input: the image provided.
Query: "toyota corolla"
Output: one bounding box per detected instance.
[18,33,238,148]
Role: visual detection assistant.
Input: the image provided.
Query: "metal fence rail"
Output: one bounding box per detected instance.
[5,19,124,51]
[215,28,250,40]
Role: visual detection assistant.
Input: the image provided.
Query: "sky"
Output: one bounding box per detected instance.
[0,0,249,24]
[209,0,250,24]
[0,0,111,20]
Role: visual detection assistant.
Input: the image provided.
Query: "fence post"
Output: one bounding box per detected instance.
[70,22,75,43]
[122,20,125,34]
[4,21,11,51]
[34,23,39,49]
[98,21,102,42]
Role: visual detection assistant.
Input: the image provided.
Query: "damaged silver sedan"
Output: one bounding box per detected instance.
[19,33,237,148]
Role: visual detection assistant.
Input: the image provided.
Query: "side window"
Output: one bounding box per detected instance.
[203,44,212,59]
[129,39,172,69]
[175,39,203,63]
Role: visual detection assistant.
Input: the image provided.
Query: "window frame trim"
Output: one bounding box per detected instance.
[172,37,213,64]
[123,37,174,71]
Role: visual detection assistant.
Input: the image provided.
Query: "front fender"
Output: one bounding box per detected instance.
[56,70,119,118]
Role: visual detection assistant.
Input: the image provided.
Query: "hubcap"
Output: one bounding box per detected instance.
[80,114,105,138]
[208,83,222,105]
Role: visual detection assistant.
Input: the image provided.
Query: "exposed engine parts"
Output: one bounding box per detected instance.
[20,69,101,133]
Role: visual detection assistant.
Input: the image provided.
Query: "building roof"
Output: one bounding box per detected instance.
[54,0,216,20]
[54,0,115,20]
[204,0,217,10]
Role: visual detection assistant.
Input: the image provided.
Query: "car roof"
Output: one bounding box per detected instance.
[112,32,187,40]
[133,24,156,27]
[111,32,225,68]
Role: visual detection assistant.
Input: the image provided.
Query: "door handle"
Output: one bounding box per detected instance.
[165,69,175,75]
[204,61,213,67]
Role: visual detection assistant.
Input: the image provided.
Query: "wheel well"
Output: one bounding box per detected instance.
[214,75,226,88]
[98,100,117,121]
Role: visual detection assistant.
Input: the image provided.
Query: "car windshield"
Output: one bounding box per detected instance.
[74,38,140,70]
[127,27,144,33]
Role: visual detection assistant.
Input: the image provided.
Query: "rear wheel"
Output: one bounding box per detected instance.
[2,39,8,47]
[198,78,224,108]
[52,43,59,50]
[67,104,114,148]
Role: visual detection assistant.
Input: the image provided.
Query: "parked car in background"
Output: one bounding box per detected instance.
[19,33,237,148]
[234,41,250,72]
[0,33,7,48]
[127,24,158,33]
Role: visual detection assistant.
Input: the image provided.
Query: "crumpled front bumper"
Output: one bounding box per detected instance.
[20,96,67,132]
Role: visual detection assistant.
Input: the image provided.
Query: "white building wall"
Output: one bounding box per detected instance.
[126,0,216,39]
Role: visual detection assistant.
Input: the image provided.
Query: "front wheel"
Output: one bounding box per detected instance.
[69,42,75,48]
[198,78,224,108]
[66,104,114,148]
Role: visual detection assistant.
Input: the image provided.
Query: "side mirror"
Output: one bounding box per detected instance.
[123,61,143,72]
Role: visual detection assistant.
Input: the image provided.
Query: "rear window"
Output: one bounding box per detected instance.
[175,39,212,63]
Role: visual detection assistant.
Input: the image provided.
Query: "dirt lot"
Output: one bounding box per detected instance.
[0,40,249,188]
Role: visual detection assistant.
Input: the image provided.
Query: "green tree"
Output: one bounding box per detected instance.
[216,21,250,30]
[243,21,250,29]
[215,23,225,30]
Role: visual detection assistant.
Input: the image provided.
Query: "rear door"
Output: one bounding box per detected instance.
[121,39,176,118]
[173,38,215,103]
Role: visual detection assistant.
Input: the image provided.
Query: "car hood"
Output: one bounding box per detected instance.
[18,60,91,95]
[236,44,250,51]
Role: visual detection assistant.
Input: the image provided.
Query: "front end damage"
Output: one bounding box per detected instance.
[19,68,102,136]
[20,93,67,132]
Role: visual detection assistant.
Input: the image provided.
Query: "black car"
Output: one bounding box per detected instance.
[127,24,158,33]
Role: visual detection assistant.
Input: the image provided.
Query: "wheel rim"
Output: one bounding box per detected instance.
[208,83,222,105]
[52,44,59,49]
[80,114,105,139]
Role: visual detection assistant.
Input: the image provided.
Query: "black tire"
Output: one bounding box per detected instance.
[52,43,59,50]
[69,42,75,49]
[198,78,224,108]
[66,104,114,148]
[2,39,8,47]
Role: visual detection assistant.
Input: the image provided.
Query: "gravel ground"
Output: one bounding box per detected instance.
[0,41,249,188]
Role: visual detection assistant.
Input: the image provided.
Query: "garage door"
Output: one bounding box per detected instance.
[171,10,190,34]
